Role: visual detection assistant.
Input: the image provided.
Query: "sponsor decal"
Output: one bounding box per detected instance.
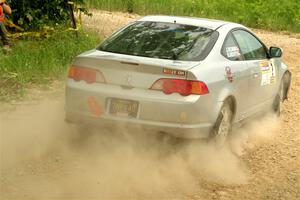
[260,60,270,71]
[163,68,186,76]
[260,60,276,86]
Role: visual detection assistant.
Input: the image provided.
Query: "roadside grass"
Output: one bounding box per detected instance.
[0,30,101,101]
[86,0,300,32]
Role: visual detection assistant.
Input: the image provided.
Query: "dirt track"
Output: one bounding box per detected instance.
[1,10,300,200]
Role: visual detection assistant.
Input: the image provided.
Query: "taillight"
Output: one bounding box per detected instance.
[68,66,106,84]
[150,78,209,96]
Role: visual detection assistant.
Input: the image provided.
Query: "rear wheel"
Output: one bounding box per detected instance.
[210,102,233,148]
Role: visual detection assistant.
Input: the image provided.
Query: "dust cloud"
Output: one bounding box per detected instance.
[0,99,280,199]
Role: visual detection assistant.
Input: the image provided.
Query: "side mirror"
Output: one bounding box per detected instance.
[269,47,283,58]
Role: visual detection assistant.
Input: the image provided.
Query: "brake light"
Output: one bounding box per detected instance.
[68,66,106,84]
[150,78,209,96]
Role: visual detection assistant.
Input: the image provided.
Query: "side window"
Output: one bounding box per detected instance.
[221,33,243,61]
[232,30,267,60]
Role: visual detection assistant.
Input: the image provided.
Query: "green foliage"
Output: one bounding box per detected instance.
[8,0,87,30]
[0,30,100,100]
[86,0,300,32]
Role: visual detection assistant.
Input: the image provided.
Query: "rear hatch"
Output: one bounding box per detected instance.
[73,49,199,89]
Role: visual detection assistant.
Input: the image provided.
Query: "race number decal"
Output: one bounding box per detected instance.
[260,60,276,86]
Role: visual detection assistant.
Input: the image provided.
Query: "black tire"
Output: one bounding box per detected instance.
[210,102,233,148]
[273,81,285,116]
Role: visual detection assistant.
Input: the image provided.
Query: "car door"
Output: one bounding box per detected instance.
[221,32,252,120]
[232,29,272,115]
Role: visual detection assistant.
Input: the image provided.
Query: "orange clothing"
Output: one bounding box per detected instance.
[0,6,4,21]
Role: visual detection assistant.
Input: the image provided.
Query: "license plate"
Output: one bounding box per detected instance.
[109,98,139,118]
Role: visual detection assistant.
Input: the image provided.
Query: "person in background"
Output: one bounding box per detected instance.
[0,0,12,53]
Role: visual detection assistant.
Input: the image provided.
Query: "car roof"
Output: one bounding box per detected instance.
[137,15,236,30]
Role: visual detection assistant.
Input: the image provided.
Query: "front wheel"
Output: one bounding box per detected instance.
[210,103,233,148]
[273,81,285,116]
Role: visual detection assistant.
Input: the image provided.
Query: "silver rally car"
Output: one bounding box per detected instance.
[65,16,291,145]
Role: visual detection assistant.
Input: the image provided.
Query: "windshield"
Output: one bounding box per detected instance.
[98,21,218,61]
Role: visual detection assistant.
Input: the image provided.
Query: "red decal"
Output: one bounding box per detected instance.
[225,67,233,82]
[87,96,102,117]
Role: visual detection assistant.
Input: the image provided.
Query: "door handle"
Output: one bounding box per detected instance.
[250,69,260,78]
[253,72,259,78]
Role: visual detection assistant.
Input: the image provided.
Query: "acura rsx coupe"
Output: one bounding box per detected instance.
[65,16,291,146]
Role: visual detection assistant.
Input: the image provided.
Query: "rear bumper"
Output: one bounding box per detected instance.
[65,111,212,139]
[65,79,222,139]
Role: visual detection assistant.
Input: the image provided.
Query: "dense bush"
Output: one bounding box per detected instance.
[87,0,300,32]
[8,0,86,30]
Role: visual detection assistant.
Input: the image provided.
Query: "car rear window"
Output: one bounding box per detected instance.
[98,21,218,61]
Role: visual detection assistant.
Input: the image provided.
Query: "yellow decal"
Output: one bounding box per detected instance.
[260,60,276,86]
